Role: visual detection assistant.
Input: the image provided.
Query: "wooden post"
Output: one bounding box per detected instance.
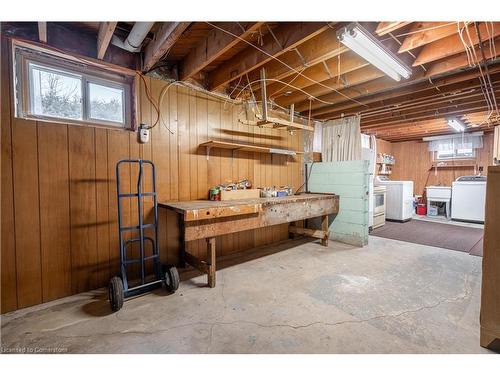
[178,214,186,268]
[207,237,216,288]
[321,214,329,246]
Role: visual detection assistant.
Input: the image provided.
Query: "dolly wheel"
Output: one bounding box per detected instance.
[164,266,180,292]
[108,276,124,312]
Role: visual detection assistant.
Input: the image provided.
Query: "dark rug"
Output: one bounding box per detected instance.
[371,220,484,257]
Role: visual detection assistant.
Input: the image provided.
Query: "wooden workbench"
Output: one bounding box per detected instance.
[159,193,339,287]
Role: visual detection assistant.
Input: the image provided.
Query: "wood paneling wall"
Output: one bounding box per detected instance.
[1,40,303,313]
[391,134,494,195]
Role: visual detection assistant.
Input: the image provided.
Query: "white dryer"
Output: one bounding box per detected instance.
[451,175,487,223]
[375,175,414,221]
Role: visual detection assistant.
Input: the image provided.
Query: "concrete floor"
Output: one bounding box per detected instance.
[1,236,489,354]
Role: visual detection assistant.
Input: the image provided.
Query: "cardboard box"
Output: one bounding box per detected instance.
[220,189,260,201]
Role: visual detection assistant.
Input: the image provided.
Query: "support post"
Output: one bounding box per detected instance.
[207,237,216,288]
[321,214,329,246]
[178,214,186,268]
[260,68,268,121]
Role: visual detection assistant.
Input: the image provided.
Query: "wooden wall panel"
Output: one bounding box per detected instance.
[1,37,17,312]
[1,41,304,312]
[38,123,71,301]
[391,133,494,195]
[95,128,111,286]
[68,126,98,293]
[11,118,42,308]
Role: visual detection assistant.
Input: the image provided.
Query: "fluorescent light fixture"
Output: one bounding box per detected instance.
[337,23,412,81]
[447,118,466,132]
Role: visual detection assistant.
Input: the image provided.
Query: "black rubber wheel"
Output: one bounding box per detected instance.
[108,276,124,312]
[164,266,180,292]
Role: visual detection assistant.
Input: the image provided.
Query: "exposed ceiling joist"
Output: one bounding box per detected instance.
[398,22,459,53]
[143,22,191,72]
[362,95,499,126]
[425,38,500,77]
[180,22,264,81]
[241,26,346,92]
[322,73,500,119]
[412,22,500,66]
[38,22,47,43]
[97,22,117,60]
[375,22,411,36]
[309,62,500,118]
[258,51,369,100]
[296,75,408,113]
[278,66,385,108]
[208,22,330,91]
[362,101,496,129]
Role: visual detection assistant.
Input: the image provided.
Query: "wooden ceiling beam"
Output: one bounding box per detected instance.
[398,22,459,53]
[310,65,500,118]
[256,51,370,101]
[323,74,500,119]
[38,22,47,43]
[143,22,191,72]
[375,22,411,36]
[97,22,117,60]
[277,66,385,108]
[208,22,330,91]
[240,25,346,92]
[296,75,415,113]
[180,22,264,81]
[425,38,500,77]
[361,102,495,129]
[361,89,493,119]
[361,95,497,125]
[412,22,500,66]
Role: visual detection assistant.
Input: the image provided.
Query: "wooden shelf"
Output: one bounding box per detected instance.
[199,140,303,160]
[429,161,477,170]
[239,116,314,132]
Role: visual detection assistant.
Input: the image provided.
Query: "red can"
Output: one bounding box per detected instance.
[416,204,426,216]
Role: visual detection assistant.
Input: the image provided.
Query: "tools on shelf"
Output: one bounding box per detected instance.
[209,178,293,201]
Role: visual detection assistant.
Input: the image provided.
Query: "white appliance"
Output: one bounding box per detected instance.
[425,186,452,219]
[451,176,487,223]
[362,134,376,228]
[375,175,414,221]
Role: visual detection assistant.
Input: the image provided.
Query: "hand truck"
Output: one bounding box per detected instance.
[108,159,179,312]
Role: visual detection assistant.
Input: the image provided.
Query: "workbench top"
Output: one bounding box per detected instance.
[159,193,337,212]
[159,193,339,222]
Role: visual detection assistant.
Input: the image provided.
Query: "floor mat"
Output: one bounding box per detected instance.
[371,220,484,256]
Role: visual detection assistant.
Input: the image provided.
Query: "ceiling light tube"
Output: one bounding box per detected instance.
[337,23,412,81]
[447,118,466,132]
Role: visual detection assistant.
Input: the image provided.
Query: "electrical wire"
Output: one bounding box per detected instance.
[205,21,368,107]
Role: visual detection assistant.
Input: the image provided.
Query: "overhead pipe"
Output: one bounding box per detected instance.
[111,22,155,53]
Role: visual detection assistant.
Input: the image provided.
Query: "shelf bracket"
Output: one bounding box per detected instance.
[206,146,212,161]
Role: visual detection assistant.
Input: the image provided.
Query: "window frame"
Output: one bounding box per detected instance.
[13,41,136,130]
[435,148,476,160]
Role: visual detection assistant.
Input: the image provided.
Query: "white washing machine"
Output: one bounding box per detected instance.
[451,175,487,223]
[375,175,414,221]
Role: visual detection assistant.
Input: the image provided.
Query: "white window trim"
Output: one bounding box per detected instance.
[13,41,136,130]
[435,148,476,160]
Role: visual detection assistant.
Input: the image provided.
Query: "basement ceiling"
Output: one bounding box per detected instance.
[2,21,499,142]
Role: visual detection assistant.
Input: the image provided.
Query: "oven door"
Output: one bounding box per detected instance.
[374,192,385,215]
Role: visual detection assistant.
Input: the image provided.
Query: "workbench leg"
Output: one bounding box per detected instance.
[207,237,216,288]
[178,214,186,268]
[321,215,329,247]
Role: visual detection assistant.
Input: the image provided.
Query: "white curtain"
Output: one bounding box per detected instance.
[428,134,483,152]
[321,115,362,162]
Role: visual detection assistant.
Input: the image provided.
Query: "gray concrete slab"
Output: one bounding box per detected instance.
[0,236,490,354]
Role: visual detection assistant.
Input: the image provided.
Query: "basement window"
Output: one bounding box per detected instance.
[436,148,475,160]
[14,43,134,129]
